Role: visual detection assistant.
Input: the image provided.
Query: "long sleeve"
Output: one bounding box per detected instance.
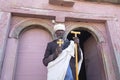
[43,43,56,66]
[43,42,58,66]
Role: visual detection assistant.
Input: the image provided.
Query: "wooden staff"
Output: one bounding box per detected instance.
[71,31,81,80]
[57,39,64,47]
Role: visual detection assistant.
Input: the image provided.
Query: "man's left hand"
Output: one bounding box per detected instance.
[73,37,79,45]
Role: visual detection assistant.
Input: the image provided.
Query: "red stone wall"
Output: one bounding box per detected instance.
[0,0,120,80]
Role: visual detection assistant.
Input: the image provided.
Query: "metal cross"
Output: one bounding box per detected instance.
[57,39,64,47]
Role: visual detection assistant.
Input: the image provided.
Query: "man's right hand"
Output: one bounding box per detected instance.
[55,46,62,56]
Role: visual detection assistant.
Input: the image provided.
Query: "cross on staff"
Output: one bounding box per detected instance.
[71,31,81,37]
[71,31,81,80]
[57,39,64,47]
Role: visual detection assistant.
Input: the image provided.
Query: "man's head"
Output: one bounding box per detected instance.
[54,24,66,39]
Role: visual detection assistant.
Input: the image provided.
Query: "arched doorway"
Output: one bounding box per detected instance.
[67,28,105,80]
[14,25,52,80]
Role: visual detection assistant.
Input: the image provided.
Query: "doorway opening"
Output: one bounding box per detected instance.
[67,27,104,80]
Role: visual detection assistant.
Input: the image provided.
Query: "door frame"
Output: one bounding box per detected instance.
[65,24,111,80]
[1,19,53,80]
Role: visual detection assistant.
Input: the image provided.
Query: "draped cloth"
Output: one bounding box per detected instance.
[47,41,83,80]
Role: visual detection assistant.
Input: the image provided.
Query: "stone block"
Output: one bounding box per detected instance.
[49,0,75,7]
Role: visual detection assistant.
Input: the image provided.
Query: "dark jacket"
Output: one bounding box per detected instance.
[43,39,81,79]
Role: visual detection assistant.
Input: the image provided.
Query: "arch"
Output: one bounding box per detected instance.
[65,24,105,43]
[9,19,53,39]
[66,24,107,80]
[7,19,54,80]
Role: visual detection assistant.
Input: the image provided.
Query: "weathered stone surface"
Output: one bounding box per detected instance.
[0,12,11,74]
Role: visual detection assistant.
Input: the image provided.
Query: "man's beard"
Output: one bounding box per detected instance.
[54,34,65,40]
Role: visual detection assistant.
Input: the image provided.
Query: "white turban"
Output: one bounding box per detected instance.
[54,24,66,32]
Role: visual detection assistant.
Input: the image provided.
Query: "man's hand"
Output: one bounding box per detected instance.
[55,46,62,56]
[73,37,79,45]
[52,46,62,60]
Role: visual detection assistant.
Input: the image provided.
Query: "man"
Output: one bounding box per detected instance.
[43,23,83,80]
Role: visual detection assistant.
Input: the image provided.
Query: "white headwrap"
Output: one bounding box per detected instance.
[54,24,66,32]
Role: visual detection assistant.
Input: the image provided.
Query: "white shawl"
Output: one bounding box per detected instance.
[47,41,83,80]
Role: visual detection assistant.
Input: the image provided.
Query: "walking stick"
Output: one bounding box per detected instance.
[71,31,81,80]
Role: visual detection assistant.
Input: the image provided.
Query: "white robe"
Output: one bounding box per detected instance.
[47,41,83,80]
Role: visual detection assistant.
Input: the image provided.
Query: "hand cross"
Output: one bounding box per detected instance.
[57,39,64,47]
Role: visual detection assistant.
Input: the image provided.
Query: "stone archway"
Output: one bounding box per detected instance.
[0,19,53,80]
[67,26,106,80]
[14,25,52,80]
[9,18,54,39]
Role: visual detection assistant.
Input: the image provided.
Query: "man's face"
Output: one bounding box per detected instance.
[55,30,65,39]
